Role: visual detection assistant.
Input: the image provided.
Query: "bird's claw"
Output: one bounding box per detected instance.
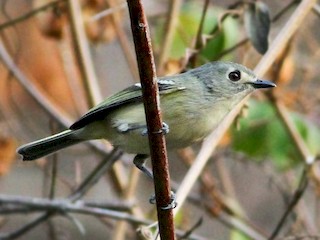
[141,122,169,136]
[149,191,177,210]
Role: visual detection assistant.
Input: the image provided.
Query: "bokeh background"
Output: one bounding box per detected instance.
[0,0,320,239]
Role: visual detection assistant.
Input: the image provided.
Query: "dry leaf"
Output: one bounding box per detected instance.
[0,137,17,176]
[33,0,67,39]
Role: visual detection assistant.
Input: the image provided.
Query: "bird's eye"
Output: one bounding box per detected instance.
[228,70,241,81]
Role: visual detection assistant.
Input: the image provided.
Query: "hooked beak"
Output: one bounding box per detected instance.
[250,79,276,89]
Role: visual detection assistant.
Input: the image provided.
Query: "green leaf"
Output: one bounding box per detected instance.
[231,101,320,169]
[244,1,271,54]
[153,2,239,61]
[230,229,251,240]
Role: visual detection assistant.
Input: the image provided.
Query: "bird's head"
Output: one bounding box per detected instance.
[193,61,276,99]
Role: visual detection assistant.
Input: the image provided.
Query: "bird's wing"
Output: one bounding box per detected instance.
[70,78,186,130]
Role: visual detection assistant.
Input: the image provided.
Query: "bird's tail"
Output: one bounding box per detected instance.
[17,130,84,161]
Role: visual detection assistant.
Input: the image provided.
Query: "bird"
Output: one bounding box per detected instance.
[17,61,275,176]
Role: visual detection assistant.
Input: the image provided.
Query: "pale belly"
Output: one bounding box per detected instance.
[80,100,230,154]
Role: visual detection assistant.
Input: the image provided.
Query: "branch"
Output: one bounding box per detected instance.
[67,0,102,107]
[0,0,66,31]
[0,195,150,225]
[0,42,72,127]
[268,167,309,240]
[157,0,183,74]
[0,212,53,240]
[68,148,123,202]
[126,0,175,239]
[0,195,206,239]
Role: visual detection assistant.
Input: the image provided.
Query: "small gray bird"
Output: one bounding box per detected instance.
[17,61,275,174]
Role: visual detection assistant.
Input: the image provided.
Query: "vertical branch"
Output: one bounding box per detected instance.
[126,0,175,239]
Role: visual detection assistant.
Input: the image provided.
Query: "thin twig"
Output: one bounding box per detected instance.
[47,122,59,200]
[113,167,143,240]
[68,148,123,202]
[0,42,72,127]
[187,0,210,67]
[313,4,320,17]
[211,0,300,61]
[0,43,117,155]
[0,196,150,225]
[187,10,240,67]
[126,0,175,239]
[0,196,134,213]
[157,0,183,74]
[88,2,127,22]
[0,0,66,31]
[67,0,102,107]
[218,212,267,240]
[0,149,122,238]
[270,100,314,164]
[0,212,53,240]
[104,0,140,82]
[268,167,309,240]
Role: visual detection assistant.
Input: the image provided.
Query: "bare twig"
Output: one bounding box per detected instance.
[126,0,175,239]
[104,0,140,82]
[313,4,320,17]
[186,0,210,67]
[0,212,53,240]
[68,148,123,202]
[0,149,123,239]
[268,167,309,240]
[218,212,267,240]
[0,42,72,127]
[0,0,65,31]
[0,42,117,154]
[178,217,203,240]
[0,194,208,239]
[270,100,315,164]
[157,0,183,74]
[0,195,150,225]
[213,0,299,60]
[88,2,127,22]
[0,197,134,214]
[67,0,102,107]
[113,167,143,240]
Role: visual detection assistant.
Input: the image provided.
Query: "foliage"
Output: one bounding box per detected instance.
[154,2,239,61]
[232,100,320,169]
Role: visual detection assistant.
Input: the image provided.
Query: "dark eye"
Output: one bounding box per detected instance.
[228,70,241,81]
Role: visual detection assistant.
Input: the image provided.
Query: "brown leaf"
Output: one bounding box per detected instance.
[0,137,17,176]
[33,0,67,39]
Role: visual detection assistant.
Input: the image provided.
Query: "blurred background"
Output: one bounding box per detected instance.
[0,0,320,239]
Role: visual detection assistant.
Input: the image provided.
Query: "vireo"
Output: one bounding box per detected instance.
[17,61,275,173]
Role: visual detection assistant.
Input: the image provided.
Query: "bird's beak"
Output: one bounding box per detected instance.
[250,79,276,89]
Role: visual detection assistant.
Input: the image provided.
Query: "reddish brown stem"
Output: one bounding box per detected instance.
[126,0,175,239]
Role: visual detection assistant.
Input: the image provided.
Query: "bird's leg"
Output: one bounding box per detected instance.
[133,154,153,179]
[149,191,177,210]
[115,122,169,137]
[133,153,177,210]
[141,122,170,136]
